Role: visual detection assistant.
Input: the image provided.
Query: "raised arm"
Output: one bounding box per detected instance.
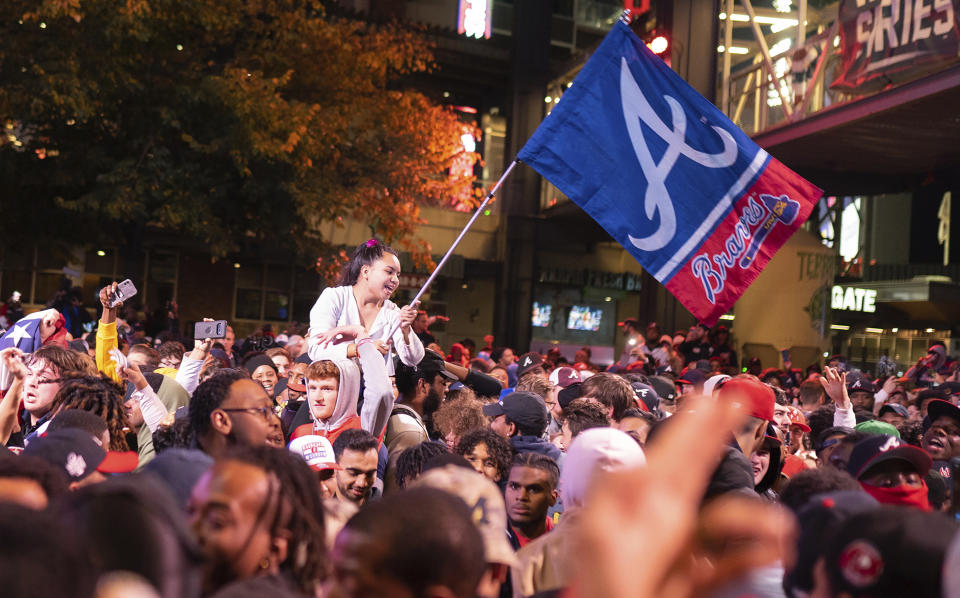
[443,360,502,398]
[821,367,855,428]
[175,319,214,396]
[122,363,170,433]
[0,348,28,445]
[95,283,123,383]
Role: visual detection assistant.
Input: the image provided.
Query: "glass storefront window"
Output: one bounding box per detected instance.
[845,330,950,376]
[234,263,327,324]
[265,292,291,321]
[576,0,622,30]
[235,289,262,320]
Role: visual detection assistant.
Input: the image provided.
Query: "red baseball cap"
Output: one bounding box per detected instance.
[286,379,307,393]
[787,406,812,433]
[718,377,775,422]
[99,450,140,473]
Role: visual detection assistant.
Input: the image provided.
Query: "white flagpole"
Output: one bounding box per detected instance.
[385,159,520,357]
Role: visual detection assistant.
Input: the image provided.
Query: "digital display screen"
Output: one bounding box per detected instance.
[567,305,602,331]
[531,301,552,327]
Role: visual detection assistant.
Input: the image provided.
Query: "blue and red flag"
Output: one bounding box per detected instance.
[517,21,822,325]
[0,309,57,353]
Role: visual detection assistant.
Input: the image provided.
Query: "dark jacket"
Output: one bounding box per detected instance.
[511,435,563,463]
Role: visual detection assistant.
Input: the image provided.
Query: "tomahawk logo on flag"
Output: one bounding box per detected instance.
[518,21,822,325]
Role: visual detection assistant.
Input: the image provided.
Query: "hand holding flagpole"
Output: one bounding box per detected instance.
[385,159,520,361]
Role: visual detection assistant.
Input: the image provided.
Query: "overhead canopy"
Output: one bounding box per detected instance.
[753,64,960,196]
[834,278,960,327]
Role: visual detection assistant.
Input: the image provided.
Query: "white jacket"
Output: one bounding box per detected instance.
[307,286,424,371]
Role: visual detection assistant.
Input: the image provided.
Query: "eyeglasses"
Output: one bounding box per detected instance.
[221,406,274,421]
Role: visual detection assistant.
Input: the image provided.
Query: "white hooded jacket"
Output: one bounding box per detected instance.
[308,342,394,441]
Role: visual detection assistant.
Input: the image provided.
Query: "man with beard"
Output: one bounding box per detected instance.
[385,350,456,488]
[846,376,877,411]
[188,446,326,597]
[188,370,285,458]
[332,429,380,506]
[678,322,713,365]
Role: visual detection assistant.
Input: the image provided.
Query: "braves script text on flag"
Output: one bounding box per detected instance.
[518,21,822,325]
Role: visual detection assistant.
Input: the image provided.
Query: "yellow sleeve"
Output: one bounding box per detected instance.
[96,321,122,383]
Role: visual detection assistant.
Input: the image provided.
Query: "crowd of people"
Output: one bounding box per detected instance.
[1,238,960,598]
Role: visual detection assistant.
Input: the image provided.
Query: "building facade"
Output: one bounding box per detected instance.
[716,0,960,374]
[10,1,955,376]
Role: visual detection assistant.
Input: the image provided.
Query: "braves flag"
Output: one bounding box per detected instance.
[518,22,822,325]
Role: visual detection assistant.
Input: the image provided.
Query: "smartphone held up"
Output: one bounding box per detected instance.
[106,279,138,309]
[194,320,228,340]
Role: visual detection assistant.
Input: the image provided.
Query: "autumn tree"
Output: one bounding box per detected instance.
[0,0,477,272]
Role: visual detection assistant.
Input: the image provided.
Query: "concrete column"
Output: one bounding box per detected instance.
[494,0,553,351]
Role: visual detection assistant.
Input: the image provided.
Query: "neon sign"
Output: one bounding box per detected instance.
[831,285,877,313]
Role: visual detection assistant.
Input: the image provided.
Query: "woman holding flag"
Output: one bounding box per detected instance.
[307,239,423,370]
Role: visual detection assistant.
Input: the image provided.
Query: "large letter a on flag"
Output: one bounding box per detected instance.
[620,57,738,252]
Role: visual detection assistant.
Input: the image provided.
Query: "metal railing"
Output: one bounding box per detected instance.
[718,0,859,135]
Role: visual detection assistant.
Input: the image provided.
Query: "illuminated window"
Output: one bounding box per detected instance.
[839,198,861,263]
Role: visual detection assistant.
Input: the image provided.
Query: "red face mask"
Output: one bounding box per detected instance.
[861,480,932,512]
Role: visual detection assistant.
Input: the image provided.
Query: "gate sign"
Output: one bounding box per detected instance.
[832,0,960,93]
[832,285,877,312]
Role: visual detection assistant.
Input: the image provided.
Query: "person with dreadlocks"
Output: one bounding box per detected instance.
[49,374,132,452]
[187,445,326,597]
[0,344,97,446]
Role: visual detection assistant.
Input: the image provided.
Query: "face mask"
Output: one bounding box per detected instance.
[861,480,932,512]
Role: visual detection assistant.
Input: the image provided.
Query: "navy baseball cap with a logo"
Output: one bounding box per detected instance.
[845,435,931,481]
[516,352,545,378]
[785,490,879,596]
[482,391,547,433]
[630,382,660,413]
[846,376,876,394]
